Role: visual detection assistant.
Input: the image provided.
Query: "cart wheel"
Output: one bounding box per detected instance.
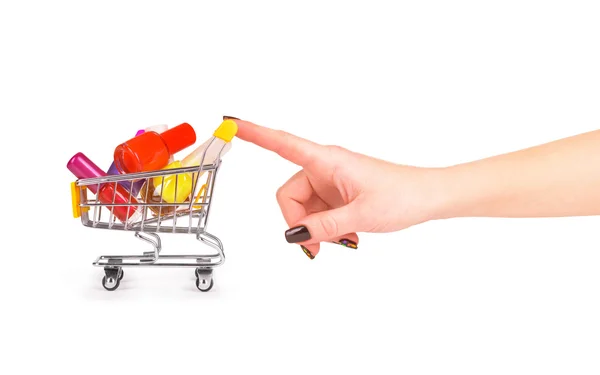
[118,269,124,281]
[102,275,121,291]
[195,267,209,278]
[195,277,214,292]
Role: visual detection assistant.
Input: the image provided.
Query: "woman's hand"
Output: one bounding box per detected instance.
[231,118,445,259]
[231,116,600,259]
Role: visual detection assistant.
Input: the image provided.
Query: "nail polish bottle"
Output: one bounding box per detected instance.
[113,122,196,174]
[140,120,238,215]
[106,125,170,196]
[67,152,141,224]
[138,124,175,163]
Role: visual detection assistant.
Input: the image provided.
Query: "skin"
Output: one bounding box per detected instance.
[232,118,600,258]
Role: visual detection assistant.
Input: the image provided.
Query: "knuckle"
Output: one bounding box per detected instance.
[324,145,350,166]
[326,145,346,153]
[274,130,289,151]
[275,130,288,141]
[319,214,339,238]
[276,129,290,138]
[275,186,286,203]
[274,130,296,160]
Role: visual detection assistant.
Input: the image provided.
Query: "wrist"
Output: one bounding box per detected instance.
[426,164,478,221]
[431,159,505,221]
[386,162,482,228]
[399,165,463,223]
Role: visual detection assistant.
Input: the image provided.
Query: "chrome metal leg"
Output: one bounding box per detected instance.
[135,232,161,262]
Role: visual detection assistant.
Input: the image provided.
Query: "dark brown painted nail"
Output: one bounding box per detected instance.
[285,226,311,243]
[333,238,358,249]
[301,246,315,259]
[223,115,240,120]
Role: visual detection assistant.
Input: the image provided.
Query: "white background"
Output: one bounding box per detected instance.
[1,1,599,374]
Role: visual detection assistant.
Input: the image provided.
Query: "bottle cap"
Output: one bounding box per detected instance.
[67,152,107,194]
[160,123,197,154]
[213,120,238,142]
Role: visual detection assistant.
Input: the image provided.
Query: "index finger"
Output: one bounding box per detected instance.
[231,118,324,167]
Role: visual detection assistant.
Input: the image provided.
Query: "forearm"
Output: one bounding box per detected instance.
[435,130,600,219]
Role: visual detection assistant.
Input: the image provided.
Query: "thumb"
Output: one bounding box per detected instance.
[285,204,359,244]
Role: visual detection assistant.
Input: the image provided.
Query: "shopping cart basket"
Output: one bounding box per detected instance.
[70,142,228,292]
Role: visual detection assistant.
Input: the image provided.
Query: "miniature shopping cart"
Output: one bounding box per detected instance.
[70,142,229,292]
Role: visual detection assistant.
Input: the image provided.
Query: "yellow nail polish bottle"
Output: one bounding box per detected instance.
[141,120,237,215]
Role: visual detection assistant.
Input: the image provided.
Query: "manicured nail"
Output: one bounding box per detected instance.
[300,245,315,259]
[223,115,240,120]
[285,225,311,243]
[333,238,358,249]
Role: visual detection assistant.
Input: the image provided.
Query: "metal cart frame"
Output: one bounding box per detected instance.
[70,139,228,292]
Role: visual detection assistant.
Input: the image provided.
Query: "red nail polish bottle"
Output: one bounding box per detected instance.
[67,152,141,224]
[113,123,196,174]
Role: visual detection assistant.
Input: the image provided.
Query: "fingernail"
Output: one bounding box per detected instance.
[333,238,358,249]
[223,115,240,120]
[301,245,315,259]
[285,225,311,243]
